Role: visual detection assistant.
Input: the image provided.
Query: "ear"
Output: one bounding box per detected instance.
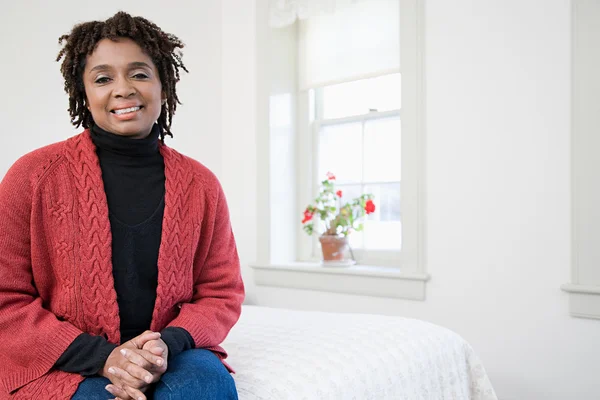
[161,92,167,106]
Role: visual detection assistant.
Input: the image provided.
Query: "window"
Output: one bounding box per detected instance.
[311,74,402,254]
[296,0,408,266]
[254,0,427,297]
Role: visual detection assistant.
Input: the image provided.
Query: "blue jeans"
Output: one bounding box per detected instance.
[72,349,238,400]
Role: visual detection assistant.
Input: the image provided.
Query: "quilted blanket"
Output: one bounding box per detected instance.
[222,305,497,400]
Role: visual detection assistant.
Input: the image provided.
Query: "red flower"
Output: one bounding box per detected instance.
[364,199,376,214]
[326,172,336,180]
[302,208,314,224]
[336,190,343,198]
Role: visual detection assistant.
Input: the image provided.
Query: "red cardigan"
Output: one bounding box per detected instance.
[0,131,244,399]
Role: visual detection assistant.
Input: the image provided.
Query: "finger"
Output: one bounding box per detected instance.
[123,348,165,368]
[130,331,161,349]
[105,384,132,400]
[107,366,147,389]
[123,384,147,400]
[120,349,153,369]
[147,346,165,356]
[123,361,155,385]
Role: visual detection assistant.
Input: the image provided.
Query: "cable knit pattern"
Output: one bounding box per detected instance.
[64,134,120,341]
[44,161,78,323]
[151,146,194,332]
[0,130,244,399]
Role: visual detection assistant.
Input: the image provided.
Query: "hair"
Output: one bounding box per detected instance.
[56,11,188,141]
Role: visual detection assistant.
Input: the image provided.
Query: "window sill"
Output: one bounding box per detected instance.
[250,262,430,300]
[561,284,600,320]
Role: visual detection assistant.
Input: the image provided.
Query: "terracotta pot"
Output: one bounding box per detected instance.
[319,235,348,261]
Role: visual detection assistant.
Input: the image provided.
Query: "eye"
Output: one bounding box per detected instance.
[95,76,111,84]
[133,73,149,79]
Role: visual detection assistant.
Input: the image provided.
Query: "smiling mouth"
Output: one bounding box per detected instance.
[111,106,143,115]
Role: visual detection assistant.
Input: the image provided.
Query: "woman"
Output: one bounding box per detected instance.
[0,11,244,400]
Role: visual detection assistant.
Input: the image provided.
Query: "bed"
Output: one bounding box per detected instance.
[221,306,498,400]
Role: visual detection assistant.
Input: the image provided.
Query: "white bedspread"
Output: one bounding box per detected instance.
[222,305,497,400]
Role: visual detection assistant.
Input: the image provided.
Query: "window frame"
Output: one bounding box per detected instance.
[252,0,427,300]
[298,82,403,265]
[561,0,600,319]
[296,0,425,273]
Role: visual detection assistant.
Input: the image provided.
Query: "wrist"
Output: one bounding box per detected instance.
[99,348,116,378]
[97,343,118,377]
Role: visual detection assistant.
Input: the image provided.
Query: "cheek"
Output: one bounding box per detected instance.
[84,88,106,111]
[153,86,164,105]
[148,87,164,111]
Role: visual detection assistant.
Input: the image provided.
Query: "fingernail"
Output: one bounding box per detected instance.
[145,375,152,383]
[108,367,115,374]
[139,397,144,400]
[120,349,127,356]
[156,358,163,366]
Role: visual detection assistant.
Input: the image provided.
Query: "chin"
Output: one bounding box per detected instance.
[112,124,153,138]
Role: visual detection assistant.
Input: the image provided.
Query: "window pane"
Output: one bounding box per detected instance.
[322,73,401,119]
[364,183,401,222]
[335,184,363,204]
[364,117,401,183]
[318,122,362,184]
[363,220,402,250]
[363,182,401,250]
[331,183,402,251]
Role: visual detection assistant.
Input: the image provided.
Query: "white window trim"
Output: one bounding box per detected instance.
[252,0,427,301]
[251,262,428,300]
[561,0,600,319]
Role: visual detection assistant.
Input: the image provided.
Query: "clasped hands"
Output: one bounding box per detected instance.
[100,330,168,400]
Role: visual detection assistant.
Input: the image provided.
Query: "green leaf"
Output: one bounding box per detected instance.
[303,223,314,236]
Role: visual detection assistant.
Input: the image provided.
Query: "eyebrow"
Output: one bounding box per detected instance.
[89,62,152,74]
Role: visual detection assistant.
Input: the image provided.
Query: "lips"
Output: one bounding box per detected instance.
[110,104,144,114]
[110,104,144,121]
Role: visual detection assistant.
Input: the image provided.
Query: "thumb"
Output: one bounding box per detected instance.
[147,346,165,356]
[130,331,161,349]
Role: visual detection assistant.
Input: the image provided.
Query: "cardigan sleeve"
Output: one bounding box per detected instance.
[160,327,195,360]
[54,333,117,376]
[166,178,245,349]
[0,156,83,394]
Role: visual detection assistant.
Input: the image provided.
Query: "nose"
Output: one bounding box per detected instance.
[113,76,136,98]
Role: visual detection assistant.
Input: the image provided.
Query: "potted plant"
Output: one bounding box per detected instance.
[301,172,376,263]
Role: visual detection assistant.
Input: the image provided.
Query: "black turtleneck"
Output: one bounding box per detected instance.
[54,124,194,376]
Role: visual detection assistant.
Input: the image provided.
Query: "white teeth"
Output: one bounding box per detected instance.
[114,106,140,115]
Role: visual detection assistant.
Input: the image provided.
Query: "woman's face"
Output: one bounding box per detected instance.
[83,38,164,139]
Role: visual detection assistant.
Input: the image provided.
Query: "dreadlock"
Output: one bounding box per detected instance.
[56,11,188,141]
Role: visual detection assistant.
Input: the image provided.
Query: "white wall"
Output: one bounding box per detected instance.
[3,1,598,400]
[226,1,600,400]
[220,0,259,302]
[0,0,223,177]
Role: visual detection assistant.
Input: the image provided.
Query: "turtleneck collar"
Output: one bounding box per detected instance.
[90,123,161,157]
